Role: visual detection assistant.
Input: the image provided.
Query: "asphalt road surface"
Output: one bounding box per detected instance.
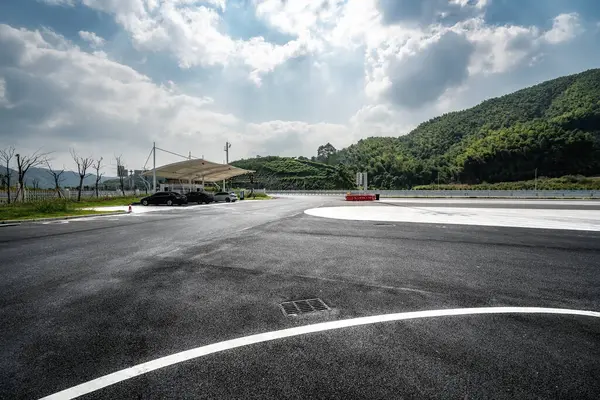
[1,197,599,399]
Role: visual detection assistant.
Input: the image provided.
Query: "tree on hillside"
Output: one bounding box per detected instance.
[92,157,104,197]
[317,143,337,164]
[71,149,94,202]
[0,146,15,204]
[115,155,126,196]
[15,150,49,201]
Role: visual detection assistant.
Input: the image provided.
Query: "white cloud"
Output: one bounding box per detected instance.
[0,23,350,169]
[0,77,9,108]
[254,0,345,37]
[245,120,350,157]
[0,23,239,166]
[74,0,316,85]
[78,30,106,48]
[349,104,413,137]
[543,13,584,44]
[464,18,541,74]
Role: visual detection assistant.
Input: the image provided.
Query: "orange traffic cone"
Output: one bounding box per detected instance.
[128,204,132,213]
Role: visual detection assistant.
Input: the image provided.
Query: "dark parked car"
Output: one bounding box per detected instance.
[140,192,187,206]
[185,191,214,204]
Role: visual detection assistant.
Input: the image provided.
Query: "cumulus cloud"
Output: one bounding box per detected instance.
[245,120,350,157]
[0,24,239,165]
[383,31,474,108]
[377,0,489,26]
[70,0,317,85]
[0,23,352,168]
[78,30,106,48]
[543,13,584,44]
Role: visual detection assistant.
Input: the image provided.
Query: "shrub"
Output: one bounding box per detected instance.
[33,199,70,213]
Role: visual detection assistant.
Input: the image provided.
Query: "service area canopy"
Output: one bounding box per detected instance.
[142,159,252,182]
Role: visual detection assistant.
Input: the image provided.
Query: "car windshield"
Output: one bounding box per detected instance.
[3,1,600,399]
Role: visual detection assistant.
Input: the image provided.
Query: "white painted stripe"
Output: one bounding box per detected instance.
[40,307,600,400]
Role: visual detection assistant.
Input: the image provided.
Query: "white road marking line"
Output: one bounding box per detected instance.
[40,307,600,400]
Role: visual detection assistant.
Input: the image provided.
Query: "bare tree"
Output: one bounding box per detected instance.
[15,150,48,202]
[115,155,126,196]
[0,146,15,204]
[71,149,94,202]
[46,161,65,198]
[92,157,104,197]
[32,178,40,190]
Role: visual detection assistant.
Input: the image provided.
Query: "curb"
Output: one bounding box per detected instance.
[0,211,126,225]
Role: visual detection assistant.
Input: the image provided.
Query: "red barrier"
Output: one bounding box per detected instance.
[345,194,376,201]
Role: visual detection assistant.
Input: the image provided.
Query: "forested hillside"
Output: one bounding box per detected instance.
[231,156,354,190]
[337,68,600,188]
[234,69,600,190]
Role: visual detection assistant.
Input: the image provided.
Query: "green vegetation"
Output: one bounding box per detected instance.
[231,156,355,190]
[0,199,120,222]
[232,69,600,190]
[335,68,600,188]
[72,196,144,207]
[414,175,600,190]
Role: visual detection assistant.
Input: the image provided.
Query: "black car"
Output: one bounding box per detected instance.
[185,191,214,204]
[140,192,187,206]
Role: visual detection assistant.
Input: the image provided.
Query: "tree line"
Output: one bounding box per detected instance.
[0,147,132,203]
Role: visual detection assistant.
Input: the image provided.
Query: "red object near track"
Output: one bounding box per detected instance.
[345,193,376,201]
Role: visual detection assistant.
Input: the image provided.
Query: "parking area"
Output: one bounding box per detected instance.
[1,197,599,399]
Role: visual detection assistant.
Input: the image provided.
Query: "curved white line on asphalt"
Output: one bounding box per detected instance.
[40,307,600,400]
[304,206,600,231]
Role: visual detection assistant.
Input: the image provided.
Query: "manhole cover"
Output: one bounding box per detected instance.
[280,298,331,316]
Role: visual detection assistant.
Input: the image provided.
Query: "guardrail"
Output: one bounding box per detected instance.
[268,190,600,198]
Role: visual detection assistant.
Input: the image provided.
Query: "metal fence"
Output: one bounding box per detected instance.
[268,190,600,198]
[0,189,141,204]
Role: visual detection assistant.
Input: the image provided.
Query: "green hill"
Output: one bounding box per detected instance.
[336,68,600,188]
[231,156,354,190]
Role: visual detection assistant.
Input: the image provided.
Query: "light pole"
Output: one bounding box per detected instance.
[224,141,231,191]
[152,141,156,193]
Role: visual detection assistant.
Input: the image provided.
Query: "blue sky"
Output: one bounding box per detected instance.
[1,0,599,172]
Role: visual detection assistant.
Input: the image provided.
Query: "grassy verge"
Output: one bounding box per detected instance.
[0,199,125,222]
[71,196,144,207]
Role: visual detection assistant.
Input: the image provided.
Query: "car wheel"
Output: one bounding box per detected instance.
[142,200,148,206]
[225,197,231,203]
[167,200,173,206]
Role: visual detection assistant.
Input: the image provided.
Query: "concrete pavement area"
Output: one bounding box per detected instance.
[1,197,599,399]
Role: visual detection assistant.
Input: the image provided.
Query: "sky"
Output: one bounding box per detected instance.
[1,0,599,175]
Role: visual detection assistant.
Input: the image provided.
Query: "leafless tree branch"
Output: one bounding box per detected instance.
[92,157,104,198]
[71,149,94,202]
[46,160,65,198]
[15,149,49,202]
[0,146,16,204]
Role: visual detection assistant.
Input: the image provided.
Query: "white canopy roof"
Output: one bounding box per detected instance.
[142,159,252,182]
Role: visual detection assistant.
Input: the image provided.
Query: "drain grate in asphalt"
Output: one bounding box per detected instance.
[280,298,331,316]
